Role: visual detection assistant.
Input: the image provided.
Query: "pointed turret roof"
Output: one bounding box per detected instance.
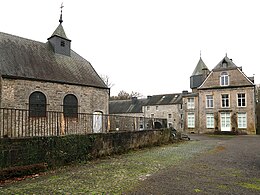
[213,55,237,70]
[48,3,70,41]
[191,57,208,76]
[49,23,70,40]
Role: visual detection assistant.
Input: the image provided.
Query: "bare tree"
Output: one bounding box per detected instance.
[110,90,142,100]
[130,91,142,98]
[100,74,114,88]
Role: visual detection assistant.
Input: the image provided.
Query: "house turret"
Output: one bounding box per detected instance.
[190,57,209,90]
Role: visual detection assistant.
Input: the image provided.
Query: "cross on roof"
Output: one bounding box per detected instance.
[60,3,64,11]
[59,3,64,24]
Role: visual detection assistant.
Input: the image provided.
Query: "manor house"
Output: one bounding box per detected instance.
[110,55,256,134]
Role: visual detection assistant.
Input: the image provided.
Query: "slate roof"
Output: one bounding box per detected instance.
[213,55,237,71]
[109,94,183,114]
[145,94,182,106]
[49,23,70,41]
[109,98,148,114]
[0,31,107,89]
[191,57,208,76]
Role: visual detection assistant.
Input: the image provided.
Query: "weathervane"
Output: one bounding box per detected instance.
[59,2,64,24]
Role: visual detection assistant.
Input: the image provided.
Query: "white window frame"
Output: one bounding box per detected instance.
[206,95,214,108]
[238,112,247,128]
[168,114,172,118]
[187,113,195,128]
[206,113,214,128]
[221,94,230,108]
[156,106,159,111]
[237,93,246,107]
[220,72,229,86]
[187,98,195,109]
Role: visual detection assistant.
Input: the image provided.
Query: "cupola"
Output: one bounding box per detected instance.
[47,4,71,56]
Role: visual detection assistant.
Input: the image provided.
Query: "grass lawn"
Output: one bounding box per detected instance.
[0,140,216,194]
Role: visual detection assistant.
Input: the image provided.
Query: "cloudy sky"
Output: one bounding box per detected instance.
[1,0,260,96]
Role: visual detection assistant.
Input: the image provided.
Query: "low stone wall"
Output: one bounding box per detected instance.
[0,129,171,171]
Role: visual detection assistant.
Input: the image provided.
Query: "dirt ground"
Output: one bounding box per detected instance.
[127,135,260,195]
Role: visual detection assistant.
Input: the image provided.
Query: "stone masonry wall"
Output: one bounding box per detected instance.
[200,69,253,89]
[0,78,109,114]
[0,129,172,171]
[199,87,256,134]
[144,104,183,130]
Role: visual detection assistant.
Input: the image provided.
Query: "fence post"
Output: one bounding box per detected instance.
[60,112,65,135]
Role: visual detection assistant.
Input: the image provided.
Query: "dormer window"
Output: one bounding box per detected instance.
[222,59,227,68]
[61,40,65,47]
[220,72,229,86]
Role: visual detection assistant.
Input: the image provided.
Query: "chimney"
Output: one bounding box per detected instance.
[131,97,137,104]
[182,90,188,95]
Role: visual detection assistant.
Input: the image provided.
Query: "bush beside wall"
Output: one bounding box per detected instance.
[0,129,171,175]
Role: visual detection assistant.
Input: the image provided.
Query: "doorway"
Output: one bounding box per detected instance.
[220,112,231,131]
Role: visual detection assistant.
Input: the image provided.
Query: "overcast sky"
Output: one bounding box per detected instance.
[1,0,260,97]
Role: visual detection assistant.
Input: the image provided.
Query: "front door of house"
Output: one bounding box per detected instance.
[220,112,231,131]
[93,111,102,133]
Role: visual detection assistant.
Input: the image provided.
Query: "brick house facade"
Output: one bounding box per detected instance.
[185,55,256,134]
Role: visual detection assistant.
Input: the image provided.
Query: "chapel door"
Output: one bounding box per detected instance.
[220,112,231,131]
[93,111,103,133]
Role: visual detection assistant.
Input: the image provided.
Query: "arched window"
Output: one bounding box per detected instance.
[63,94,78,117]
[220,72,229,86]
[29,91,47,117]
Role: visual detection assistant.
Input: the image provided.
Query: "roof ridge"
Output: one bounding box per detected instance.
[0,31,46,45]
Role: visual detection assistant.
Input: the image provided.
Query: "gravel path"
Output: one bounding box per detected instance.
[127,135,260,195]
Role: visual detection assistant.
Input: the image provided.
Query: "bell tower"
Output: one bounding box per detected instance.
[48,3,71,56]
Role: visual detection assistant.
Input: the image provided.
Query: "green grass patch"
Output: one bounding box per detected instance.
[0,141,216,194]
[239,178,260,191]
[217,184,228,190]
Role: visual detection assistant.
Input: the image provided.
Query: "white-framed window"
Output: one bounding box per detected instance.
[168,114,172,118]
[238,112,247,128]
[221,94,229,108]
[147,106,150,111]
[187,113,195,128]
[206,95,214,108]
[187,98,195,109]
[151,114,154,118]
[220,72,229,86]
[237,93,246,107]
[156,106,159,111]
[206,113,214,128]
